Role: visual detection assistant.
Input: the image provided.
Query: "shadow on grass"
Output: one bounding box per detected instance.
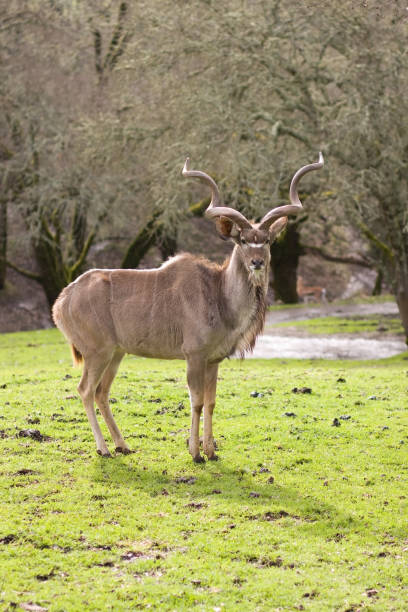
[91,453,360,536]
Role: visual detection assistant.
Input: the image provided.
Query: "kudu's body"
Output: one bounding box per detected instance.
[52,154,324,462]
[297,276,327,303]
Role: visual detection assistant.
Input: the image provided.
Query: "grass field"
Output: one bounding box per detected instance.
[0,329,407,611]
[270,315,404,336]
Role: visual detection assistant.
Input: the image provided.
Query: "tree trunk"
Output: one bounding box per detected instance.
[396,278,408,344]
[121,211,161,269]
[0,197,6,289]
[372,268,383,296]
[270,221,303,303]
[31,236,66,308]
[157,232,177,261]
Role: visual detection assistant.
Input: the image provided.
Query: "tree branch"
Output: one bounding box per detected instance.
[302,244,373,268]
[6,259,42,282]
[358,222,395,262]
[67,230,96,282]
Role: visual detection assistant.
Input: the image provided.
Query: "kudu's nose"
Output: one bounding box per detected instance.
[251,258,264,270]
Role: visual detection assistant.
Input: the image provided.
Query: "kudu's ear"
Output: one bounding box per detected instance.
[269,217,288,241]
[215,216,240,240]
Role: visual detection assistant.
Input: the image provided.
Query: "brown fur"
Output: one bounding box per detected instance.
[70,344,83,367]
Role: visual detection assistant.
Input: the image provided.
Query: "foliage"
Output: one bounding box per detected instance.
[0,328,407,610]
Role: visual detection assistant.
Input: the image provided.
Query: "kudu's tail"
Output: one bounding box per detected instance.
[70,344,83,367]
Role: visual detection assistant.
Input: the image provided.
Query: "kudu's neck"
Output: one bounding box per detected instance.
[223,245,269,316]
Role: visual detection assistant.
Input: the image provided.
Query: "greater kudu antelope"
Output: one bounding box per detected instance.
[297,276,328,303]
[52,154,324,462]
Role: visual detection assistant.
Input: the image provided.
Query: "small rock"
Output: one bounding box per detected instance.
[340,415,351,421]
[267,476,275,484]
[365,588,378,598]
[332,418,341,427]
[368,395,378,400]
[337,377,346,383]
[283,412,296,417]
[292,387,312,394]
[249,491,260,498]
[382,426,389,431]
[0,383,7,389]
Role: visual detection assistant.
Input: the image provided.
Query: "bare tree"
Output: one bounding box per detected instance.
[3,0,408,340]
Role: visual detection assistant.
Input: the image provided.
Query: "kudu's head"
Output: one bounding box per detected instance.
[182,154,324,282]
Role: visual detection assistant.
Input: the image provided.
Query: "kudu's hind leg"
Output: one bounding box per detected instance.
[186,353,206,463]
[77,353,113,457]
[95,349,131,454]
[203,363,218,460]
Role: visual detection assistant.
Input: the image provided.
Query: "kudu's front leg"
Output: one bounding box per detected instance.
[186,353,206,463]
[203,363,218,460]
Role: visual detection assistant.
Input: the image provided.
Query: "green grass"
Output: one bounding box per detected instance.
[268,294,395,313]
[270,315,404,335]
[1,329,407,611]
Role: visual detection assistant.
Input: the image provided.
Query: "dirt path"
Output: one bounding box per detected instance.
[249,301,407,360]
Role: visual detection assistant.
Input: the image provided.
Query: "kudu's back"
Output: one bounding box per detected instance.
[52,254,227,362]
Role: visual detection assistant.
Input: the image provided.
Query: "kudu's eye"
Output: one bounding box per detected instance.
[241,238,246,244]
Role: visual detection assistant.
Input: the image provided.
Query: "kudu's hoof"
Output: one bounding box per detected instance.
[115,447,133,455]
[97,449,112,458]
[208,454,219,461]
[193,454,205,464]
